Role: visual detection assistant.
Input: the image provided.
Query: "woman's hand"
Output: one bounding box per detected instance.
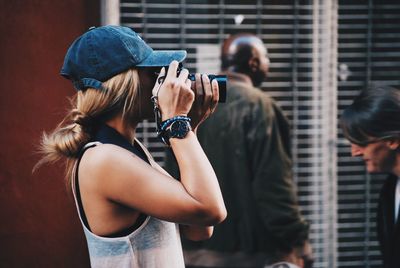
[152,61,194,121]
[188,74,219,132]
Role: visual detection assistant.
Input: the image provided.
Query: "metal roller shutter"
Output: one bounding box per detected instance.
[115,0,400,267]
[337,1,400,267]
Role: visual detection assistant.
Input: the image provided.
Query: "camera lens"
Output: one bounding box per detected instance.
[187,74,227,103]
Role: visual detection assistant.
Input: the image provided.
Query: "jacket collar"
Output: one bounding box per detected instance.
[220,71,253,87]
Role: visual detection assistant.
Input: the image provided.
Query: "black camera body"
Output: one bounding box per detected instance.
[158,66,227,103]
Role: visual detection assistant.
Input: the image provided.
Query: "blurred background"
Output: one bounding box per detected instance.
[1,0,399,267]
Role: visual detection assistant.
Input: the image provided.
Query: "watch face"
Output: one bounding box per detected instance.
[170,120,191,138]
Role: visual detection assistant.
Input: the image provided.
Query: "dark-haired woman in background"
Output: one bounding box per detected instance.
[340,85,400,268]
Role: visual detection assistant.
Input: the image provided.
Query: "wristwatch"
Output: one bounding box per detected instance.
[160,119,192,145]
[169,119,191,138]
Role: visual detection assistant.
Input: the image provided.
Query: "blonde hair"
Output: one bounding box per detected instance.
[35,68,141,182]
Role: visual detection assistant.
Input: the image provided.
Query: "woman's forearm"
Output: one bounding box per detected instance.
[170,131,226,224]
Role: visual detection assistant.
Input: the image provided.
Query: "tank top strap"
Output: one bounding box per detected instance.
[133,138,156,165]
[71,141,102,232]
[134,138,170,176]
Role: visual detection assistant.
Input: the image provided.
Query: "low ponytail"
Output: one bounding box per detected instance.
[34,68,140,183]
[33,101,93,176]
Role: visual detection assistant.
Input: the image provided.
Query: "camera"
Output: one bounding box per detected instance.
[157,66,227,103]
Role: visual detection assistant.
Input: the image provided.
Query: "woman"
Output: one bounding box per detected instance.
[36,25,226,267]
[340,85,400,268]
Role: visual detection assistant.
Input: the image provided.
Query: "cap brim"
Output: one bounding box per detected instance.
[136,50,187,67]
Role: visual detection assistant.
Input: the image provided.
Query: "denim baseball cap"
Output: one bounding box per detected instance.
[60,25,187,91]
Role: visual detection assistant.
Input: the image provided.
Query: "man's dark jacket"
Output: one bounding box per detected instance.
[166,72,309,261]
[377,174,400,268]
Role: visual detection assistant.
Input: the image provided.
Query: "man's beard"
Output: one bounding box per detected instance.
[252,71,266,87]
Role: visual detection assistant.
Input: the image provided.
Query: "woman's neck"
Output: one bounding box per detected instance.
[105,117,136,142]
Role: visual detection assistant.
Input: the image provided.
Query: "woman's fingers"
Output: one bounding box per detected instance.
[210,79,219,113]
[155,61,194,119]
[201,74,212,110]
[152,67,166,96]
[177,68,189,84]
[194,73,204,105]
[185,76,192,88]
[165,60,179,81]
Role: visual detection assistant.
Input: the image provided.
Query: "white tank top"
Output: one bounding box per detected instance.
[71,141,185,268]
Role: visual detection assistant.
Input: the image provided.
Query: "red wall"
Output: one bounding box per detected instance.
[0,1,99,267]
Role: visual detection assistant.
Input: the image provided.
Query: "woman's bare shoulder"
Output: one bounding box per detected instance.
[78,143,147,185]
